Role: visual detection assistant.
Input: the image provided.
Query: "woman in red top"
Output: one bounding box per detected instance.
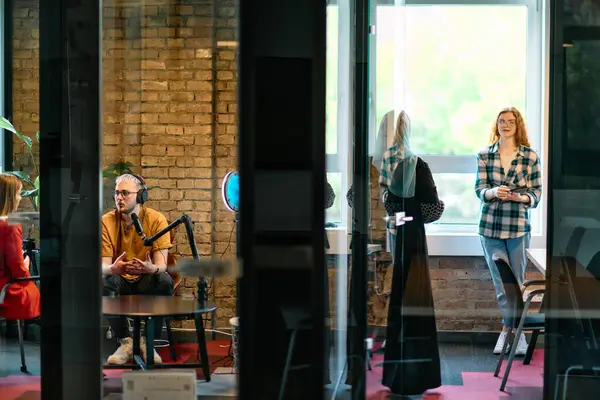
[0,173,40,320]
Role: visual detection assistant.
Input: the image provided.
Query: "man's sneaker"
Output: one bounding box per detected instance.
[515,333,529,356]
[141,337,163,364]
[493,331,509,355]
[107,337,133,365]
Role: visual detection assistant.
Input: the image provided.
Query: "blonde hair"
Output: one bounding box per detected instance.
[393,110,411,150]
[490,107,531,147]
[0,174,23,216]
[115,174,143,191]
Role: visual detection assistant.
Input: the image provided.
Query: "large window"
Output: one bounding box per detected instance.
[326,0,546,255]
[326,3,351,225]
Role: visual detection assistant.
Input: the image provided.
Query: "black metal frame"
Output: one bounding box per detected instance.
[239,0,326,398]
[348,0,370,395]
[39,0,103,398]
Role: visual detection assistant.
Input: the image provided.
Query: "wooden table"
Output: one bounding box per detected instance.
[526,248,546,273]
[103,295,217,381]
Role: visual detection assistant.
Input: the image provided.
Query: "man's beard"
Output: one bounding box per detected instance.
[117,204,135,215]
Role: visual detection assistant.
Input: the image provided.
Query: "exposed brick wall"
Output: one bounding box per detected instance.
[10,0,39,203]
[11,0,540,332]
[11,0,238,327]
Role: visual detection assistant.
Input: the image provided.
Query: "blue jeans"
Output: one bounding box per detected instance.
[480,233,530,325]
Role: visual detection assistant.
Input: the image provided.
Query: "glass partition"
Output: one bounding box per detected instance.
[546,0,600,397]
[1,0,42,395]
[101,0,239,395]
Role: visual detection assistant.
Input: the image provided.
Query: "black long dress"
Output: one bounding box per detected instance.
[381,157,442,396]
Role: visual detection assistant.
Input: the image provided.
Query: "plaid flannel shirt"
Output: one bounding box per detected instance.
[475,143,542,239]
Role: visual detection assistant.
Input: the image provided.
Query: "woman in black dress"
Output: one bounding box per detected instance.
[379,111,443,397]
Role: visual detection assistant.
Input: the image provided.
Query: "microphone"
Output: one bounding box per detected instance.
[131,213,149,245]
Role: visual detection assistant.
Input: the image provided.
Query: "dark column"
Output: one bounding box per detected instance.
[238,0,327,399]
[348,0,369,395]
[546,0,600,398]
[39,1,102,399]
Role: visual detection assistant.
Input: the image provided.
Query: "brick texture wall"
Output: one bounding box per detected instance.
[10,1,39,197]
[10,0,542,332]
[11,0,238,327]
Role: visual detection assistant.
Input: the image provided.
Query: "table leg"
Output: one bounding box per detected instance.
[195,314,211,382]
[132,318,145,370]
[146,317,155,369]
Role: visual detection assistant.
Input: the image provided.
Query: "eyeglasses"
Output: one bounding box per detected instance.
[498,119,516,126]
[114,190,136,198]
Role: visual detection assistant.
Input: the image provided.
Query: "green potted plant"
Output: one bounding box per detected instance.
[102,160,134,178]
[0,117,40,211]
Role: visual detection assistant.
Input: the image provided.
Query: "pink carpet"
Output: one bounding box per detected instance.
[367,346,544,400]
[0,341,544,400]
[0,339,233,400]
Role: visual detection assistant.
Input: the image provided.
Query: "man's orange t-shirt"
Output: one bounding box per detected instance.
[102,206,172,281]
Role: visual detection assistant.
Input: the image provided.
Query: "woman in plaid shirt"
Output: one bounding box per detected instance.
[475,107,542,356]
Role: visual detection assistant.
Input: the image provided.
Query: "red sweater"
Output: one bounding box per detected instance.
[0,221,40,320]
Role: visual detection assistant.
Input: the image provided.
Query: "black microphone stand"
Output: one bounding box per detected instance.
[212,211,240,368]
[139,214,208,304]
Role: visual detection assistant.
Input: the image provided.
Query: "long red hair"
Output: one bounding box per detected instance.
[489,107,531,147]
[0,174,22,216]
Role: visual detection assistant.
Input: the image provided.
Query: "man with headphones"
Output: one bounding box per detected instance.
[101,173,174,365]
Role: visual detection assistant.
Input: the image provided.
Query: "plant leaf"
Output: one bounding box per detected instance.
[36,131,40,143]
[0,117,17,134]
[6,171,32,184]
[102,161,134,178]
[18,133,33,149]
[102,167,119,178]
[33,176,40,208]
[21,189,38,197]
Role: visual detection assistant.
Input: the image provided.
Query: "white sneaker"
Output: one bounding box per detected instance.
[493,331,529,356]
[107,337,133,365]
[493,331,509,355]
[141,337,163,364]
[515,333,529,356]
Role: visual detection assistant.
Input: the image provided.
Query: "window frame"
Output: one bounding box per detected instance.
[413,0,547,255]
[326,1,352,227]
[326,0,548,256]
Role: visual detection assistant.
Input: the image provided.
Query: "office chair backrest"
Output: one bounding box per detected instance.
[494,258,524,329]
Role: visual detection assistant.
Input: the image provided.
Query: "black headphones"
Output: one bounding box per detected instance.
[130,174,148,205]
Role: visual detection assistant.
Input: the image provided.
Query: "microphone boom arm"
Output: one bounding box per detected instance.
[141,214,207,301]
[141,214,199,261]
